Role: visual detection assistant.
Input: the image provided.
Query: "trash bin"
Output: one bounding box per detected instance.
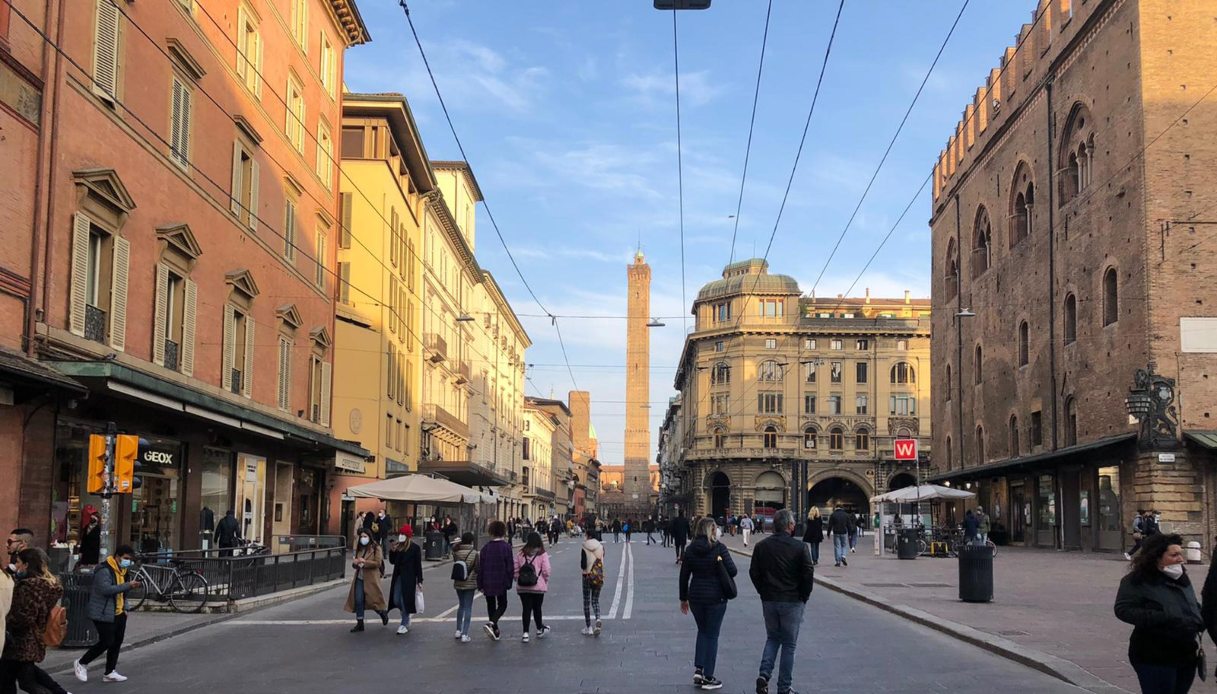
[60,570,98,648]
[424,531,445,561]
[896,529,919,560]
[958,543,994,602]
[1186,541,1203,564]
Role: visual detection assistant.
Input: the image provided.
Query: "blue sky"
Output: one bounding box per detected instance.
[344,0,1038,467]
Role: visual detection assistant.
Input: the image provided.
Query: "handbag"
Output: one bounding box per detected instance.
[715,552,737,600]
[414,585,425,614]
[1197,634,1207,682]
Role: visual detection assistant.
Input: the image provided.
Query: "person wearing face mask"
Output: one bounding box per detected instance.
[344,529,389,633]
[375,510,392,578]
[74,545,142,684]
[4,529,32,577]
[387,525,423,635]
[79,513,101,565]
[1115,532,1204,694]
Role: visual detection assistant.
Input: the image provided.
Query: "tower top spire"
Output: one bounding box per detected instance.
[634,248,645,264]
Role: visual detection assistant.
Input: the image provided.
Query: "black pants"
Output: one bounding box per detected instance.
[80,612,128,675]
[0,659,71,694]
[646,532,654,545]
[676,540,687,560]
[485,593,508,628]
[519,592,546,633]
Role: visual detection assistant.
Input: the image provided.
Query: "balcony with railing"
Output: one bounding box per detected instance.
[424,333,447,363]
[230,369,243,395]
[423,402,468,439]
[455,359,471,384]
[85,304,106,342]
[163,339,179,372]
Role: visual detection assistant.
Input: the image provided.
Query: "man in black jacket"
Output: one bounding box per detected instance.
[749,509,814,694]
[827,507,852,567]
[671,512,691,563]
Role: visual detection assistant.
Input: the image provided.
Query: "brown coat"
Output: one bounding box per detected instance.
[343,543,386,613]
[2,576,62,663]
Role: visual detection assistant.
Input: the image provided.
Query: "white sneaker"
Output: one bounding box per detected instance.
[396,625,409,635]
[103,671,128,682]
[581,626,593,635]
[537,625,551,639]
[454,629,463,639]
[460,635,471,643]
[73,660,87,683]
[1124,553,1132,561]
[522,633,530,642]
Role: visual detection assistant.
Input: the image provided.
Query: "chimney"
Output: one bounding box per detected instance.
[904,290,911,303]
[865,287,871,304]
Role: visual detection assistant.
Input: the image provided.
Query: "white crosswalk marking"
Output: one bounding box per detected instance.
[622,541,635,620]
[607,540,629,619]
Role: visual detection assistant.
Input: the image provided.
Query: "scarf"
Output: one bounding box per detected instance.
[107,555,127,614]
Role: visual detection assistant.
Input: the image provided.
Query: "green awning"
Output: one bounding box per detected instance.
[48,360,367,458]
[927,433,1136,483]
[1185,432,1217,450]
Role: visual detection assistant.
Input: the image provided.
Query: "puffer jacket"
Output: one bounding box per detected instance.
[87,561,136,623]
[452,546,479,591]
[679,537,737,604]
[1115,569,1204,666]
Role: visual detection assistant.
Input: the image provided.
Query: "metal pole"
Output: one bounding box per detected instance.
[99,421,117,561]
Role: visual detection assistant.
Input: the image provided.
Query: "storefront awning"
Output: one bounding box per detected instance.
[926,433,1136,483]
[416,459,507,487]
[0,348,87,399]
[1185,432,1217,450]
[49,360,368,458]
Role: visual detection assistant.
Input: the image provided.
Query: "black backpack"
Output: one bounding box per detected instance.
[517,554,539,588]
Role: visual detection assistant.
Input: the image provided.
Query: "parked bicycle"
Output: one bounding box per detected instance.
[127,557,211,613]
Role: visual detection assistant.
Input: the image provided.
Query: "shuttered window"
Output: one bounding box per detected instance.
[169,75,191,168]
[242,312,254,397]
[389,208,399,267]
[338,262,350,304]
[286,75,304,153]
[108,235,129,351]
[388,276,398,334]
[316,121,333,188]
[290,0,307,52]
[93,0,120,102]
[314,229,326,290]
[319,33,336,97]
[283,199,297,261]
[180,279,197,376]
[277,336,292,411]
[223,306,253,397]
[236,5,262,96]
[230,141,258,230]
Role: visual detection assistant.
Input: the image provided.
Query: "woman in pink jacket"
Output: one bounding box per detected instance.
[514,531,551,642]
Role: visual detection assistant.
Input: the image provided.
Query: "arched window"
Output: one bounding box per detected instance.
[1010,162,1034,247]
[1103,267,1118,326]
[890,362,915,384]
[713,428,726,449]
[974,344,983,385]
[972,207,992,278]
[855,428,870,451]
[829,427,844,450]
[1065,397,1078,446]
[763,426,778,449]
[803,427,817,449]
[946,363,953,401]
[1064,293,1077,344]
[757,360,785,382]
[1059,103,1095,205]
[711,362,731,385]
[976,425,986,465]
[1018,321,1029,367]
[944,237,959,299]
[1009,415,1020,457]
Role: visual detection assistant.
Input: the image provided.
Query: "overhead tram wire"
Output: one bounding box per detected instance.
[672,8,688,333]
[727,0,774,268]
[810,0,970,297]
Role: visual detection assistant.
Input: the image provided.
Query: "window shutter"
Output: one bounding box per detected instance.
[284,200,296,260]
[387,350,395,399]
[254,28,264,97]
[230,141,243,215]
[108,235,129,352]
[248,158,260,231]
[340,192,352,249]
[181,278,197,376]
[179,84,191,164]
[242,315,255,397]
[152,264,168,366]
[222,305,235,391]
[170,77,190,167]
[93,0,120,101]
[277,336,290,410]
[69,213,91,336]
[320,360,332,426]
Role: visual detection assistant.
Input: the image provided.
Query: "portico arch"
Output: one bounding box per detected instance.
[705,470,732,521]
[806,468,873,515]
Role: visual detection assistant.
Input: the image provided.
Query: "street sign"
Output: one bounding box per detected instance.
[894,439,918,461]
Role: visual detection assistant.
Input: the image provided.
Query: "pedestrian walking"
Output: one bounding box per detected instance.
[1127,510,1148,560]
[802,508,824,566]
[624,520,633,544]
[963,509,979,543]
[1,548,69,694]
[478,520,514,641]
[514,532,552,642]
[673,511,691,564]
[451,532,479,643]
[679,516,736,690]
[750,509,814,694]
[976,507,991,545]
[74,544,141,684]
[580,536,605,637]
[215,509,240,557]
[344,528,389,633]
[741,515,755,547]
[661,517,671,547]
[846,512,858,553]
[827,507,851,567]
[1115,533,1203,694]
[611,518,621,544]
[645,518,655,546]
[855,513,866,538]
[387,525,422,635]
[79,512,101,565]
[550,517,562,546]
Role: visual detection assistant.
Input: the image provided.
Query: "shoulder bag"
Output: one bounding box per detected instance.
[715,547,737,600]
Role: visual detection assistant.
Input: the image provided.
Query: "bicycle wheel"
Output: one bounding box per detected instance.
[126,573,149,611]
[917,539,928,554]
[168,572,210,614]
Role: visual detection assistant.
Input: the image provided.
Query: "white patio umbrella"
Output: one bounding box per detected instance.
[346,474,490,504]
[869,484,975,504]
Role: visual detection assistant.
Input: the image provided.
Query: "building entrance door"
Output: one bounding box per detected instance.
[236,454,266,544]
[1061,469,1082,550]
[1010,481,1026,544]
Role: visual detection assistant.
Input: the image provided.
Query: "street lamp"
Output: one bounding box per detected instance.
[647,318,666,327]
[654,0,711,8]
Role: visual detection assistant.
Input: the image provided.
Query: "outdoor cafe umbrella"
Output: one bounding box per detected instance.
[346,474,490,504]
[869,484,975,504]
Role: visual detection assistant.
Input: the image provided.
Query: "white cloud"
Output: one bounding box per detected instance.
[620,70,726,108]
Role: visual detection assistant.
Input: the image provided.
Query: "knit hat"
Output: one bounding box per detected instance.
[400,524,413,538]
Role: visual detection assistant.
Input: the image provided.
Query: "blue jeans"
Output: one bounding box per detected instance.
[390,577,412,628]
[1131,662,1195,694]
[455,589,475,635]
[690,601,728,678]
[759,601,805,693]
[833,534,848,563]
[807,541,820,563]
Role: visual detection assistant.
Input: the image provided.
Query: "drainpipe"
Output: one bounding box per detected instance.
[1046,77,1059,451]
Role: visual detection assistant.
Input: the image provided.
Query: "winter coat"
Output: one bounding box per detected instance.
[476,538,514,596]
[802,516,824,544]
[827,509,851,535]
[387,541,423,614]
[80,524,101,564]
[451,545,479,592]
[671,517,690,543]
[679,537,737,604]
[0,572,11,656]
[3,576,62,663]
[215,514,240,546]
[514,549,552,594]
[87,561,136,623]
[963,514,979,538]
[580,539,605,576]
[343,542,387,613]
[1115,569,1204,666]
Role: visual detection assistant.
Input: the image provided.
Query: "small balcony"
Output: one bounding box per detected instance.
[85,304,106,343]
[422,402,468,439]
[455,359,471,385]
[230,369,242,395]
[424,333,447,363]
[163,339,179,372]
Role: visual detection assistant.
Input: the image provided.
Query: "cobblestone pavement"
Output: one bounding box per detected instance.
[52,535,1082,693]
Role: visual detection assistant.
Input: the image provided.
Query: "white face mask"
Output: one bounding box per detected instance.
[397,534,407,543]
[1162,563,1184,579]
[359,537,370,546]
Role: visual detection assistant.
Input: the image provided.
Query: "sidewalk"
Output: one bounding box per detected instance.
[719,530,1188,694]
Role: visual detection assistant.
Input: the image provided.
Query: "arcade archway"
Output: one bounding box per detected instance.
[708,471,731,520]
[807,477,869,514]
[889,473,917,491]
[753,471,787,514]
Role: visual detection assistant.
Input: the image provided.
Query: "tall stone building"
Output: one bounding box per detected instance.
[664,260,932,521]
[929,0,1217,552]
[623,250,653,515]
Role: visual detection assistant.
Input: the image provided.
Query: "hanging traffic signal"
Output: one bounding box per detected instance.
[114,435,146,493]
[87,434,109,494]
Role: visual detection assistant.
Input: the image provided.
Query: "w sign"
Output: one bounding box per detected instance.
[894,439,918,461]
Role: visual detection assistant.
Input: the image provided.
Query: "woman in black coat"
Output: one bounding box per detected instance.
[678,517,736,691]
[387,525,423,635]
[1114,532,1203,694]
[802,507,824,566]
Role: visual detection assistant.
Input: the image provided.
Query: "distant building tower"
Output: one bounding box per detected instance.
[624,250,651,513]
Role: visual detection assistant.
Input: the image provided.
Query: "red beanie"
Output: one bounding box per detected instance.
[400,524,413,538]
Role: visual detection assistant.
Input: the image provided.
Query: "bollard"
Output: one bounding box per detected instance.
[1186,541,1202,564]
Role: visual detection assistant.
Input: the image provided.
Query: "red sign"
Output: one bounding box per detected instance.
[894,439,918,461]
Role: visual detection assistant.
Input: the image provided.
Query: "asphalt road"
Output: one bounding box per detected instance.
[59,536,1081,693]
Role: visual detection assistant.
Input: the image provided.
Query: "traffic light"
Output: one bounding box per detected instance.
[87,434,109,494]
[114,435,145,494]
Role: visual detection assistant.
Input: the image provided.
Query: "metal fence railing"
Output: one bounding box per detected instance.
[136,546,347,603]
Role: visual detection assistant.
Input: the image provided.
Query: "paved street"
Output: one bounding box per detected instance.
[58,536,1078,693]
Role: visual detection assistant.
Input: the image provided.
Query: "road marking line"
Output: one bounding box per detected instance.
[623,541,635,620]
[436,590,483,618]
[607,540,628,619]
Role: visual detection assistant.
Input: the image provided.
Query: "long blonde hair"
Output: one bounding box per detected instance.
[694,517,719,543]
[808,507,821,520]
